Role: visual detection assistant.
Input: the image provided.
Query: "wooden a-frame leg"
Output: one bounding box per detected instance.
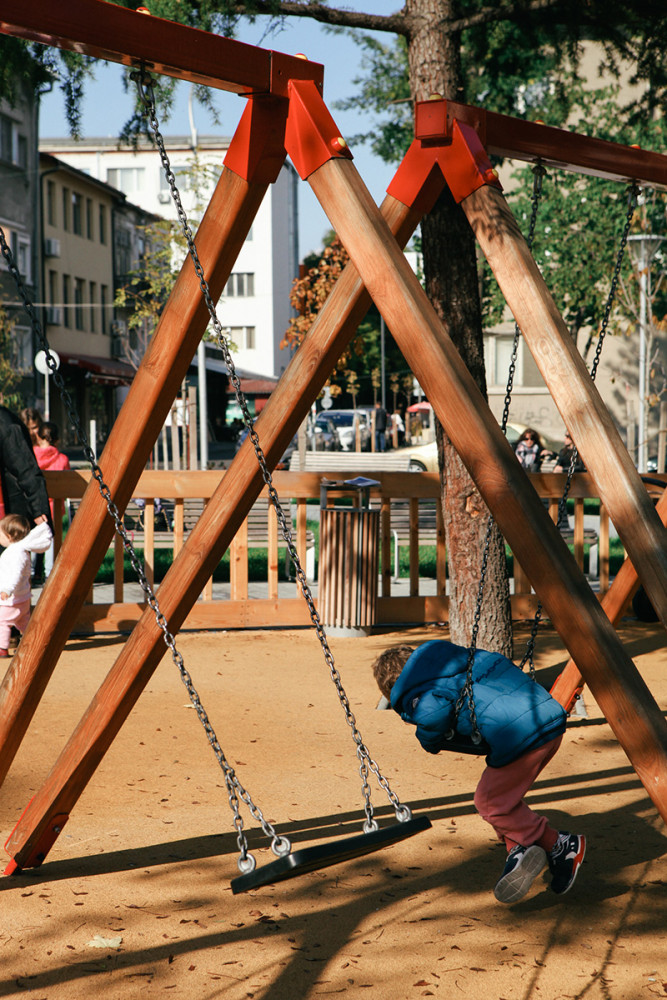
[551,485,667,711]
[462,184,667,632]
[304,156,667,824]
[3,195,423,871]
[0,166,272,788]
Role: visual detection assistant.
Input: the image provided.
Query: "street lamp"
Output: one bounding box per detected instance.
[627,234,664,472]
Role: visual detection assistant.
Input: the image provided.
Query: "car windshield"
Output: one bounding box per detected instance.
[324,412,355,427]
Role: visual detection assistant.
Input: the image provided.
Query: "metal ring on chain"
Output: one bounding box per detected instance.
[271,836,292,858]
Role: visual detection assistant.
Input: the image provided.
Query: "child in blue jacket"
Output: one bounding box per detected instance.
[372,640,585,903]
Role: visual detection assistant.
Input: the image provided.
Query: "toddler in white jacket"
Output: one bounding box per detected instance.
[0,514,52,656]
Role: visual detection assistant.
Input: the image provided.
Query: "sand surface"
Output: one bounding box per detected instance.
[2,620,667,999]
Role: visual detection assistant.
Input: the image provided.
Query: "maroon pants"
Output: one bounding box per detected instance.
[473,735,562,852]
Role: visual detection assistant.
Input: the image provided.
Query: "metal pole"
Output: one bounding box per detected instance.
[380,315,386,410]
[197,339,208,469]
[638,242,648,473]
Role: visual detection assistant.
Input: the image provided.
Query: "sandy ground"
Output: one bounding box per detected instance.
[1,619,667,1000]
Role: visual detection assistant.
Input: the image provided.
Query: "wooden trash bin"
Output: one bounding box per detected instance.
[319,477,380,636]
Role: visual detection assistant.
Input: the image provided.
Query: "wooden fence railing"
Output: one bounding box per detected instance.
[43,468,664,633]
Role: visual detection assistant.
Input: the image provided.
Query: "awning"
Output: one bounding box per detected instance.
[58,352,135,385]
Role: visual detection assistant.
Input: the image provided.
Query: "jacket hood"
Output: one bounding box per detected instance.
[16,521,53,554]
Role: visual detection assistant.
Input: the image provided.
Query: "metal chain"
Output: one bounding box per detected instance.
[133,70,413,833]
[554,181,638,534]
[0,224,296,874]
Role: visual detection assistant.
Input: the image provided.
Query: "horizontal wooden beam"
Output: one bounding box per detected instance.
[0,0,324,96]
[416,100,667,188]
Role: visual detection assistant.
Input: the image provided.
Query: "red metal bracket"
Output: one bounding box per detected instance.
[4,800,69,874]
[388,105,501,209]
[224,95,289,185]
[284,79,353,181]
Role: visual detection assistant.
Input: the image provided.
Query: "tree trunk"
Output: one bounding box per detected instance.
[406,0,513,654]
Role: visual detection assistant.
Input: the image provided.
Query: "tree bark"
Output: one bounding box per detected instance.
[405,0,513,653]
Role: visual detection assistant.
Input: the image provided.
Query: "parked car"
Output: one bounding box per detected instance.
[395,421,556,472]
[317,409,372,451]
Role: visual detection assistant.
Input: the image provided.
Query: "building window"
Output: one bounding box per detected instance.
[99,205,107,245]
[11,326,32,374]
[72,192,83,236]
[227,326,256,350]
[2,227,31,283]
[0,114,25,168]
[106,166,146,196]
[74,278,85,330]
[484,334,545,390]
[101,284,108,334]
[48,270,59,324]
[46,180,56,226]
[63,274,71,328]
[17,135,27,169]
[62,187,70,232]
[89,281,97,332]
[86,198,93,239]
[17,236,30,283]
[0,116,12,162]
[224,272,255,297]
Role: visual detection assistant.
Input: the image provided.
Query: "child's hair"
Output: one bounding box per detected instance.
[41,421,60,446]
[0,514,31,543]
[372,644,415,701]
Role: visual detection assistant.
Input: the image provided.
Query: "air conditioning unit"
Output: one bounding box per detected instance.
[44,238,61,257]
[45,306,61,325]
[111,337,126,359]
[110,319,127,336]
[157,191,171,204]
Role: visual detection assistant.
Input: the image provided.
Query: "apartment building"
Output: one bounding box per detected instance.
[39,135,300,386]
[0,82,40,402]
[39,153,149,447]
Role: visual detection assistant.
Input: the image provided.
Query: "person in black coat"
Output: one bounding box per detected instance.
[0,406,51,529]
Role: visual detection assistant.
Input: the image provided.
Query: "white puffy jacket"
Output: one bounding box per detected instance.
[0,521,53,606]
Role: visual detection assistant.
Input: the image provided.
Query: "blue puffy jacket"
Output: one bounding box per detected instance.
[390,640,566,768]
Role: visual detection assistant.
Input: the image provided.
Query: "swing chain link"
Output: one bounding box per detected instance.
[0,152,289,880]
[555,181,638,529]
[134,71,412,834]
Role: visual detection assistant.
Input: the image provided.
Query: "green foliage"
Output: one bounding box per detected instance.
[0,305,23,410]
[494,84,667,358]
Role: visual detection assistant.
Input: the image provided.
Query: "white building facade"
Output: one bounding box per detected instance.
[39,135,299,381]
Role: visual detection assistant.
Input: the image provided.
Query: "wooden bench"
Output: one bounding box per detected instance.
[289,451,412,472]
[383,498,440,580]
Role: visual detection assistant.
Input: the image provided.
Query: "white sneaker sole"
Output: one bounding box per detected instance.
[494,845,547,903]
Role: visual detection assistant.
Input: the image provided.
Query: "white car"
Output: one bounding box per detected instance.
[315,409,372,451]
[395,422,545,471]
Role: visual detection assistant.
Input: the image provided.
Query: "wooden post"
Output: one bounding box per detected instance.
[463,184,667,630]
[304,157,667,823]
[551,483,667,711]
[0,165,273,787]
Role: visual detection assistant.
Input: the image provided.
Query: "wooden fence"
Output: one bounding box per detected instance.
[43,468,664,633]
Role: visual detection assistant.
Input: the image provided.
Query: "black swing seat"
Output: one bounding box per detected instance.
[231,814,432,894]
[442,732,491,756]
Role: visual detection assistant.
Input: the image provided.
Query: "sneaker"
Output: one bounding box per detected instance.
[0,649,8,658]
[548,832,586,894]
[494,844,547,903]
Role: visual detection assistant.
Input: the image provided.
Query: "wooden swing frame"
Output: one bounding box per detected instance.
[1,0,667,875]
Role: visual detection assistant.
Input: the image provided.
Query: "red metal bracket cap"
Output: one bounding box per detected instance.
[284,79,353,181]
[387,140,447,216]
[439,119,502,203]
[224,95,289,184]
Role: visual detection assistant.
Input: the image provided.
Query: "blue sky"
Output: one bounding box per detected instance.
[39,3,400,258]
